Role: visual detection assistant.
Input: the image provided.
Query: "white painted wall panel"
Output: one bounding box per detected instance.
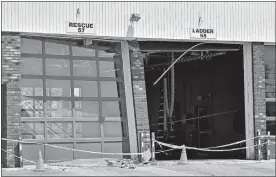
[2,2,275,42]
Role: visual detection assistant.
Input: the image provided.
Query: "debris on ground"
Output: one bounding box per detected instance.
[105,159,136,169]
[142,149,151,163]
[120,159,136,169]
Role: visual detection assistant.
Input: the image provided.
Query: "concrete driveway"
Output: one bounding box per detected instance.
[2,159,275,176]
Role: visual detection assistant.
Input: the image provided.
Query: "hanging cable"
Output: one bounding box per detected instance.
[164,78,170,115]
[167,52,175,140]
[153,43,204,86]
[166,53,171,115]
[162,52,176,141]
[169,52,175,119]
[163,76,168,133]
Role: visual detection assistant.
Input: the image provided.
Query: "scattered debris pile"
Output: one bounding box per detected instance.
[105,159,136,169]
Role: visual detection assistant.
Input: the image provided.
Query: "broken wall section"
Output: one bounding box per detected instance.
[128,41,151,155]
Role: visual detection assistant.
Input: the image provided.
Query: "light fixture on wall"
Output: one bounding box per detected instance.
[130,13,141,23]
[198,17,203,28]
[76,8,80,18]
[127,13,141,37]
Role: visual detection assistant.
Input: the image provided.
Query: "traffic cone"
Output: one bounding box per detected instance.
[178,145,188,164]
[34,150,46,172]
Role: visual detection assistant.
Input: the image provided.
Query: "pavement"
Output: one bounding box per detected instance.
[2,159,275,176]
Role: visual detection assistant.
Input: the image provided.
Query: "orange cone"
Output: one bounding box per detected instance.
[34,150,46,172]
[178,145,188,164]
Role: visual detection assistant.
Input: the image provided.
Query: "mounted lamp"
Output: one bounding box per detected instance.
[130,13,141,23]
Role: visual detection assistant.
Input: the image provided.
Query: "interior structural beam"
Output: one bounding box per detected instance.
[138,41,241,52]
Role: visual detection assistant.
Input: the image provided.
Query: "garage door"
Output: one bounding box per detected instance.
[20,37,130,165]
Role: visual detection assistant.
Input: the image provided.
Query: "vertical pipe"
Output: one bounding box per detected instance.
[19,138,23,167]
[267,131,270,160]
[151,132,156,163]
[141,132,144,151]
[169,52,175,130]
[257,130,261,160]
[163,77,168,132]
[140,132,144,163]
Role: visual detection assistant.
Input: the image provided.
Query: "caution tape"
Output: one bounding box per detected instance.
[155,148,176,154]
[1,149,36,164]
[155,140,271,152]
[155,135,275,152]
[151,109,239,126]
[2,136,275,158]
[1,149,93,168]
[1,138,144,156]
[186,142,269,152]
[155,141,183,149]
[154,141,177,154]
[202,135,270,149]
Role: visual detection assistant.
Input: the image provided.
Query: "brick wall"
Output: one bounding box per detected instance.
[1,32,22,167]
[127,41,151,153]
[264,45,276,160]
[252,43,266,160]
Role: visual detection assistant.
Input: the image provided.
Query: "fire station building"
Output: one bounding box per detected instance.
[1,2,275,167]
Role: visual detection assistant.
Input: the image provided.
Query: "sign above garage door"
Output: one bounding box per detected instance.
[66,22,95,34]
[190,28,217,39]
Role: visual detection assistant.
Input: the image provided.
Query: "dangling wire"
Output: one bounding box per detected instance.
[163,58,169,140]
[162,52,176,141]
[163,76,168,133]
[153,43,204,86]
[163,63,169,140]
[169,53,175,140]
[169,52,175,119]
[164,55,170,115]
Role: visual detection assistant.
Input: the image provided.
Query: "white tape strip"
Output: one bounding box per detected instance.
[186,143,268,152]
[155,137,273,152]
[155,135,274,150]
[155,148,176,154]
[155,140,183,149]
[157,141,269,152]
[2,136,274,157]
[1,138,144,156]
[201,136,257,149]
[1,149,36,164]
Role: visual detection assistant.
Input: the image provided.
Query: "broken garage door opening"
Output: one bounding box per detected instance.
[141,42,246,160]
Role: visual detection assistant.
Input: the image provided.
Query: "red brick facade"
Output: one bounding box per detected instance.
[1,33,22,167]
